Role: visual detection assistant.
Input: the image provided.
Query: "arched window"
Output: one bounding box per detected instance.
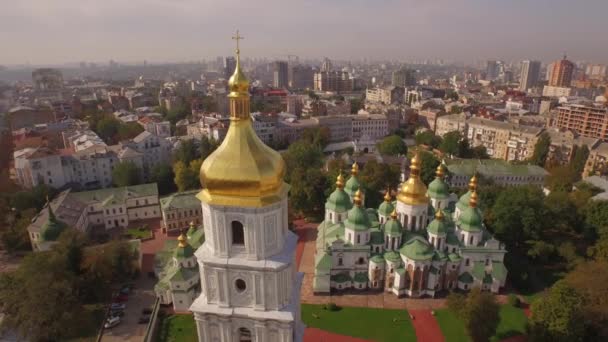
[469,235,474,245]
[238,327,252,342]
[232,221,244,245]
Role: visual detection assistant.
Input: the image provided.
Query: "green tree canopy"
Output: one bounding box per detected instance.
[439,131,463,156]
[546,165,578,192]
[95,117,120,143]
[447,288,500,342]
[359,160,401,208]
[282,140,324,183]
[570,144,590,178]
[415,131,442,148]
[151,164,177,195]
[289,168,329,220]
[111,161,141,187]
[377,135,407,156]
[584,200,608,238]
[173,159,203,192]
[529,281,585,342]
[349,98,363,114]
[418,151,440,185]
[530,132,551,167]
[174,139,200,165]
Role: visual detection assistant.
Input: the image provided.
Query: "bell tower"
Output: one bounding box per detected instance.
[190,31,304,342]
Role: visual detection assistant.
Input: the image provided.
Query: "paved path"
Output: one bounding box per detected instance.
[409,310,445,342]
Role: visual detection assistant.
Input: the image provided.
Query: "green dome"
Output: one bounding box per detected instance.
[326,188,353,212]
[427,213,448,235]
[400,236,435,261]
[378,201,395,216]
[344,175,360,197]
[384,250,401,262]
[345,205,371,231]
[384,217,402,236]
[174,233,194,259]
[458,206,483,232]
[187,222,198,238]
[428,178,449,199]
[457,190,473,211]
[40,205,68,242]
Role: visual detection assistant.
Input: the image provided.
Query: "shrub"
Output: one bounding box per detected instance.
[324,303,340,311]
[508,294,520,307]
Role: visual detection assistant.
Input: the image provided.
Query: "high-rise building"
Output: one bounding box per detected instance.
[548,55,575,87]
[273,61,289,88]
[392,68,416,87]
[585,64,607,80]
[321,57,333,72]
[556,103,608,140]
[519,60,541,92]
[486,60,501,80]
[32,68,64,91]
[313,71,354,92]
[224,56,236,80]
[190,36,304,342]
[289,65,314,89]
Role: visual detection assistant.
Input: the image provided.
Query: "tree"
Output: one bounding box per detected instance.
[95,117,120,143]
[418,151,440,185]
[530,132,551,167]
[570,145,590,178]
[470,145,490,159]
[151,164,177,195]
[415,131,442,148]
[173,159,202,192]
[174,139,200,165]
[377,135,407,156]
[461,288,500,342]
[9,184,57,211]
[0,208,35,253]
[529,281,585,342]
[349,98,363,114]
[282,141,324,182]
[200,135,220,160]
[112,161,141,187]
[491,186,548,250]
[301,127,330,148]
[359,160,401,208]
[289,168,329,220]
[546,165,578,192]
[584,200,608,238]
[117,122,144,141]
[439,131,463,157]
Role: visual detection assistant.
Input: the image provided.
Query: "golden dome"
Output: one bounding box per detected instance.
[435,163,445,179]
[198,32,288,208]
[435,209,445,221]
[383,188,392,202]
[469,190,478,208]
[351,162,359,176]
[390,209,398,220]
[468,174,478,191]
[336,172,345,189]
[177,231,188,248]
[353,189,363,207]
[397,152,429,205]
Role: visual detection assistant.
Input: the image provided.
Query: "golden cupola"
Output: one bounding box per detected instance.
[397,152,429,205]
[198,31,288,207]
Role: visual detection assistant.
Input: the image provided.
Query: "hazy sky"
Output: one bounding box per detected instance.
[1,0,607,65]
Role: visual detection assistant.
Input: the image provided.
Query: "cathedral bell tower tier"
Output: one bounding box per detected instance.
[396,152,430,232]
[190,31,304,342]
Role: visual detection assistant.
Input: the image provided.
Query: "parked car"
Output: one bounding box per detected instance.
[110,303,126,311]
[138,315,151,324]
[142,308,152,315]
[110,310,124,318]
[104,316,120,329]
[113,294,128,302]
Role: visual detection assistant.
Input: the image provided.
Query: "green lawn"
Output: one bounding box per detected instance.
[156,314,197,342]
[125,227,152,240]
[302,304,416,342]
[65,304,106,342]
[435,304,528,342]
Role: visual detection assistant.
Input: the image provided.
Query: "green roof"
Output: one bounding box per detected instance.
[483,273,493,284]
[174,242,194,259]
[384,218,402,236]
[458,207,483,232]
[491,261,507,282]
[315,254,333,272]
[457,190,473,212]
[400,236,434,261]
[384,251,401,263]
[446,232,460,246]
[395,268,406,276]
[378,201,395,216]
[471,262,486,280]
[458,272,474,284]
[188,229,205,249]
[447,253,462,262]
[446,159,549,178]
[428,177,449,199]
[369,229,384,245]
[370,254,385,263]
[353,272,368,283]
[326,188,353,212]
[71,183,158,206]
[345,206,371,231]
[169,267,198,283]
[40,205,68,242]
[331,272,352,283]
[427,216,448,235]
[160,190,201,210]
[344,175,361,196]
[433,251,448,261]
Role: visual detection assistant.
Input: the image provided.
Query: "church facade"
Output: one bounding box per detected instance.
[189,33,304,342]
[313,155,508,297]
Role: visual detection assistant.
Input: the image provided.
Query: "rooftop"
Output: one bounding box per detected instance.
[160,190,201,210]
[446,159,549,177]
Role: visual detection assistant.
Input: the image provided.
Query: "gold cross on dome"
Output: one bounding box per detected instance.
[232,30,244,53]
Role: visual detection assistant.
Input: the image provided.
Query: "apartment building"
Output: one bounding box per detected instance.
[351,113,389,140]
[467,117,542,162]
[547,129,600,165]
[445,159,548,188]
[555,103,608,141]
[418,109,446,132]
[27,184,160,251]
[365,86,404,105]
[313,71,354,92]
[584,142,608,177]
[435,113,467,137]
[251,113,278,145]
[159,190,202,234]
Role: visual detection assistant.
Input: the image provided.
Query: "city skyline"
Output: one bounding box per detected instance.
[2,0,608,65]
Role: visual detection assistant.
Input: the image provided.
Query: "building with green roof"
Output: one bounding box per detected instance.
[313,154,508,297]
[160,190,202,234]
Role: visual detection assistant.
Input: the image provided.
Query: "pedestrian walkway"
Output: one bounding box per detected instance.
[304,328,372,342]
[409,310,445,342]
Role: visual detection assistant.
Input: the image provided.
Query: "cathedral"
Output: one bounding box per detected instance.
[313,154,508,297]
[189,32,304,342]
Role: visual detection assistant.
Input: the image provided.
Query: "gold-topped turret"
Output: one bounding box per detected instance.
[435,163,445,179]
[469,191,478,208]
[353,189,363,207]
[351,162,359,176]
[435,209,445,221]
[398,151,429,205]
[390,209,398,220]
[468,174,478,191]
[383,188,392,202]
[336,172,345,189]
[177,231,189,248]
[198,31,288,207]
